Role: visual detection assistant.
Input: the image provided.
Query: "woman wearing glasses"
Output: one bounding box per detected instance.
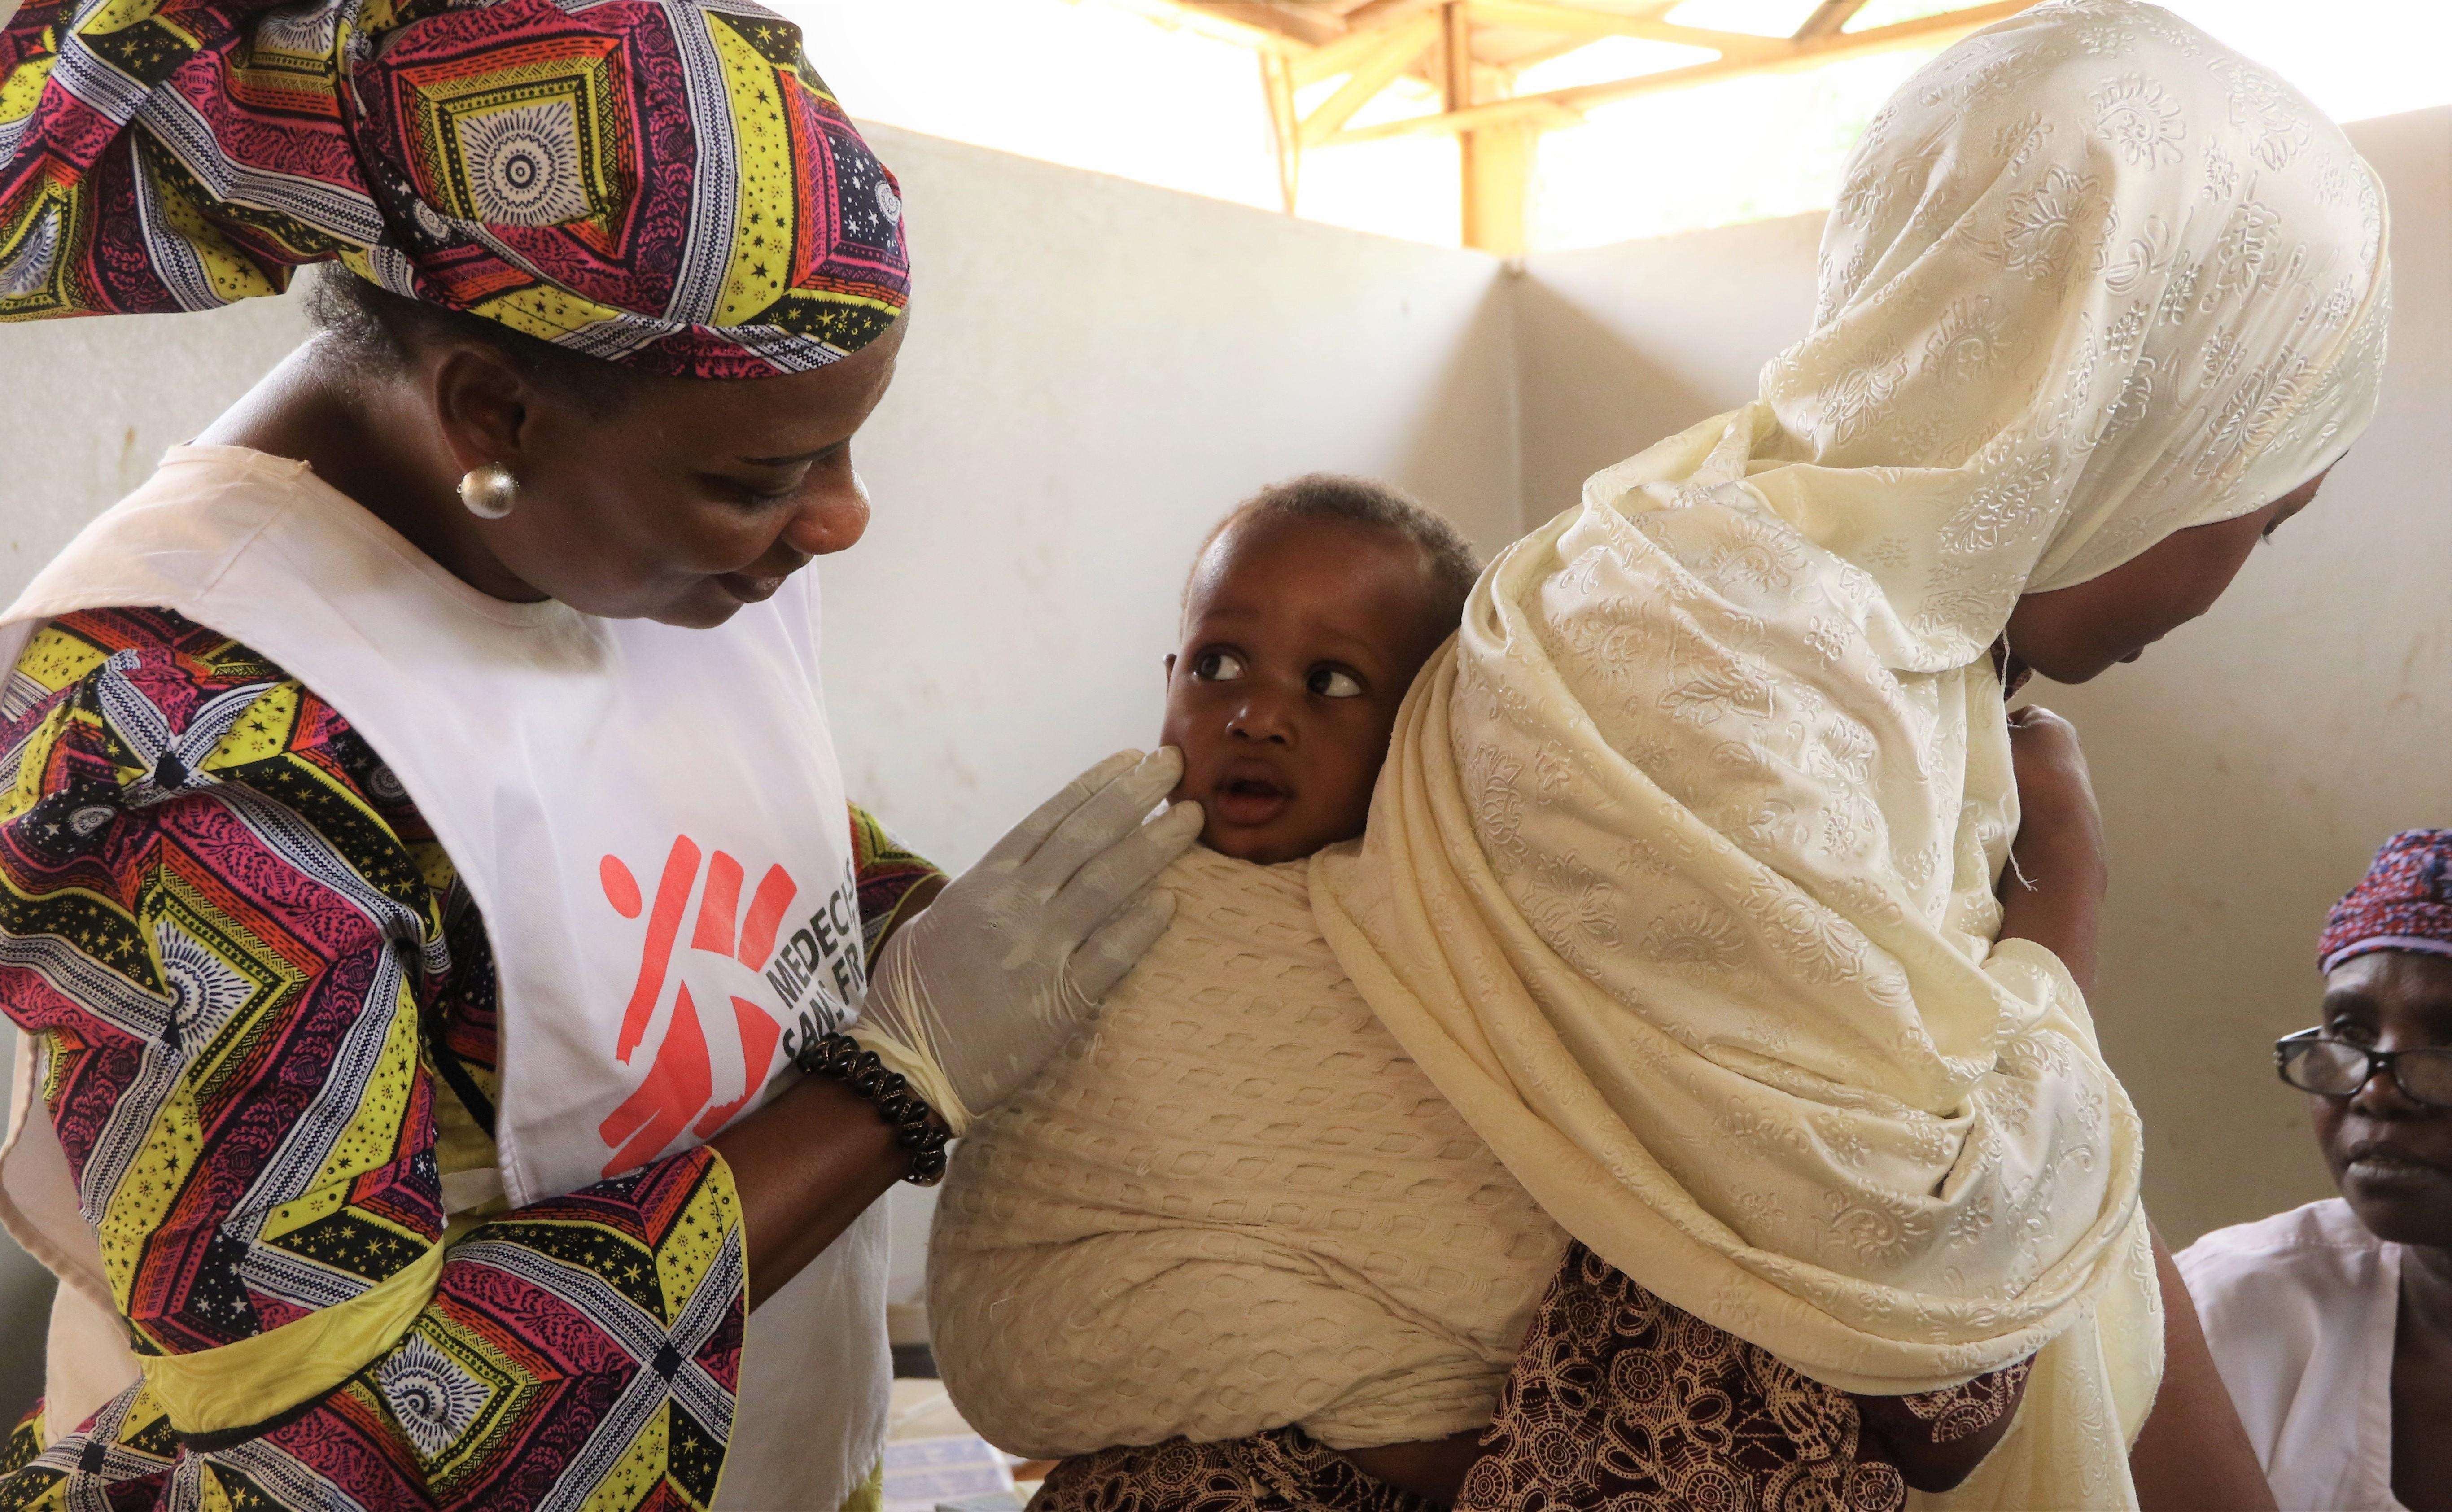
[2177,829,2452,1512]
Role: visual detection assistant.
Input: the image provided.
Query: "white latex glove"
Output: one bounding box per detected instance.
[850,748,1201,1133]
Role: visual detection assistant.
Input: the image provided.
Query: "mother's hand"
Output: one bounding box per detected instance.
[854,748,1204,1133]
[2000,704,2109,996]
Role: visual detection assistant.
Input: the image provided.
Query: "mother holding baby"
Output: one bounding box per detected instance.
[932,3,2391,1509]
[0,0,1200,1507]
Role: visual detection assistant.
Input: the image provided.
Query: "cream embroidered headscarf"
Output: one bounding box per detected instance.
[1312,3,2389,1505]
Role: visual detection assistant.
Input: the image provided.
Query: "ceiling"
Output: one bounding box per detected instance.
[1105,1,2037,250]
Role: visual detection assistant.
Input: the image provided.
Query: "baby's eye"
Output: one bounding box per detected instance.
[1192,649,1247,682]
[1309,667,1365,698]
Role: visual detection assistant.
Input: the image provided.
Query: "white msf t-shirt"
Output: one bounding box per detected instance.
[2176,1198,2411,1512]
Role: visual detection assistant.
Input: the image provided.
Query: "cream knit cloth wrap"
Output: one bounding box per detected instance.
[932,846,1569,1455]
[1312,2,2388,1506]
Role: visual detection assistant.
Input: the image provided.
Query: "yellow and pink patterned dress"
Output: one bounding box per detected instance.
[0,607,941,1509]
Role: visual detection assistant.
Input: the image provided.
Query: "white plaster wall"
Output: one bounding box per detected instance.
[1512,108,2452,1248]
[0,122,1518,1398]
[821,124,1521,877]
[1513,208,1823,525]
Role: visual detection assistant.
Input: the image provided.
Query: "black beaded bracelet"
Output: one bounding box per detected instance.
[793,1032,952,1185]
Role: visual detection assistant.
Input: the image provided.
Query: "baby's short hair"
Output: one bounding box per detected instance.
[1192,473,1482,628]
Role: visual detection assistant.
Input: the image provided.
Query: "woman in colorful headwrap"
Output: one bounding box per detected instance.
[2179,830,2452,1512]
[0,0,1202,1506]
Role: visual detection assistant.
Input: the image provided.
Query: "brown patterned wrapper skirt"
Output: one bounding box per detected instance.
[1031,1244,2027,1512]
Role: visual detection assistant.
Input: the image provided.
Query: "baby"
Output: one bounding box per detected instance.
[1160,473,1477,869]
[928,477,1568,1467]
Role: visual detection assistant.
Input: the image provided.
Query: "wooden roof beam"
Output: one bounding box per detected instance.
[1796,1,1873,41]
[1330,0,2032,143]
[1191,2,1347,47]
[1466,0,1787,63]
[1345,0,1454,30]
[1299,13,1443,144]
[1289,0,1453,84]
[1293,16,1412,82]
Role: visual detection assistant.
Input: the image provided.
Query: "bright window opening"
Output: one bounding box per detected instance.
[784,0,2452,253]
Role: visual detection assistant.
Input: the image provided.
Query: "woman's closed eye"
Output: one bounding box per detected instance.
[713,470,809,508]
[1192,648,1247,682]
[1308,665,1365,698]
[714,445,844,508]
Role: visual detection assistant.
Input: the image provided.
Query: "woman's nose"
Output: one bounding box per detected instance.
[782,472,872,559]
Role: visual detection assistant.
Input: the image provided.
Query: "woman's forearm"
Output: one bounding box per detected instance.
[2129,1226,2275,1511]
[1998,834,2106,996]
[1998,706,2110,997]
[709,1072,908,1309]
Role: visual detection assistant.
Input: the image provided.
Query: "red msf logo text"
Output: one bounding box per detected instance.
[595,836,799,1177]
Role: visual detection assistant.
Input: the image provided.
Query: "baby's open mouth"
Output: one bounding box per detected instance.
[1212,771,1294,827]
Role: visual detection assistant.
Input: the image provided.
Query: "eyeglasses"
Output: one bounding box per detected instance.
[2275,1029,2452,1110]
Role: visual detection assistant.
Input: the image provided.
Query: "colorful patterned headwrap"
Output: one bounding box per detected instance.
[0,0,909,377]
[2321,830,2452,974]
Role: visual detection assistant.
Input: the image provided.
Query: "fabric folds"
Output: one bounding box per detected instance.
[0,0,909,376]
[931,847,1569,1457]
[1311,4,2389,1506]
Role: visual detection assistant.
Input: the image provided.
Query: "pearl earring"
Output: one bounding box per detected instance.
[459,463,519,520]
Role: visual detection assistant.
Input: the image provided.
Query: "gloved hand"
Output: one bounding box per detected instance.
[850,749,1202,1133]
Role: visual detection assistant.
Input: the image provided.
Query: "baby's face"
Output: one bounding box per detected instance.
[1161,515,1454,865]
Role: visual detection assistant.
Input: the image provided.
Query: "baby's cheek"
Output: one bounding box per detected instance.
[1317,743,1384,837]
[1155,702,1207,787]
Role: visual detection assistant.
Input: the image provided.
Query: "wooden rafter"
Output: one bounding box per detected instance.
[1465,0,1786,64]
[1333,1,2033,143]
[1099,0,2041,249]
[1298,13,1440,144]
[1261,50,1302,210]
[1289,3,1441,81]
[1346,0,1451,28]
[1180,1,1347,45]
[1796,0,1873,40]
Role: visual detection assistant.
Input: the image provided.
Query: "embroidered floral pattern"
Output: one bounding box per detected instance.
[1307,9,2384,1504]
[2000,166,2108,282]
[2092,75,2185,166]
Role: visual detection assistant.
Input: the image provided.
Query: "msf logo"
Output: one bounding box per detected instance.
[595,836,864,1176]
